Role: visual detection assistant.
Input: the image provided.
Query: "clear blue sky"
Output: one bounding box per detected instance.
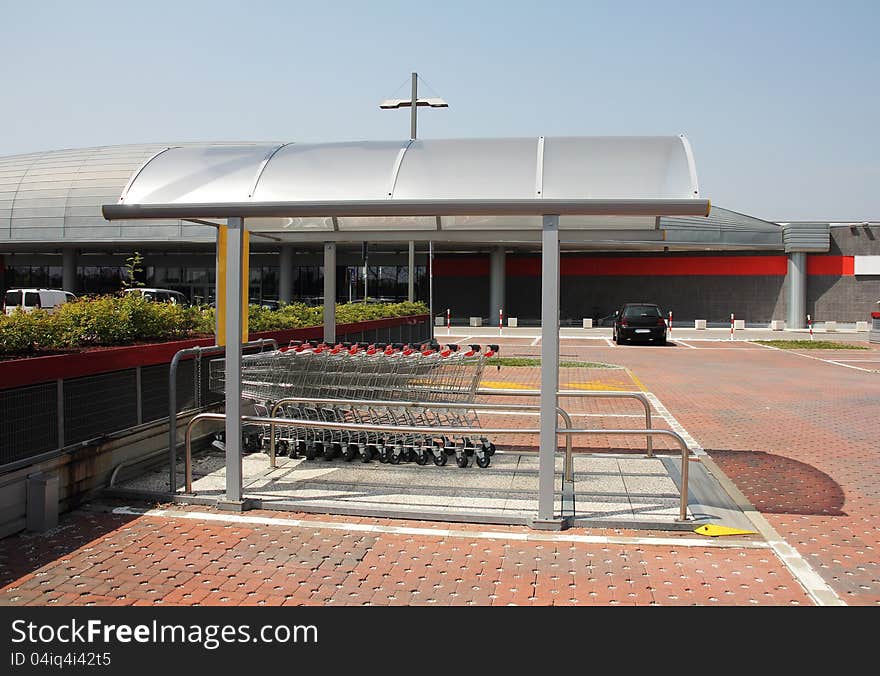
[1,0,877,221]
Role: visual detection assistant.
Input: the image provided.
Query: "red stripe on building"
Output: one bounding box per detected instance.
[432,257,490,276]
[508,256,789,276]
[807,255,855,275]
[441,254,856,277]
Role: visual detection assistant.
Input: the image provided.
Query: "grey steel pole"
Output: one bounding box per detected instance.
[538,215,560,522]
[410,72,418,140]
[323,242,336,343]
[279,245,294,304]
[429,241,434,340]
[786,252,807,329]
[62,247,77,293]
[407,241,415,302]
[224,217,245,503]
[489,245,505,327]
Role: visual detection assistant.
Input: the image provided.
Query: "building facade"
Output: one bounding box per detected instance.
[1,143,877,325]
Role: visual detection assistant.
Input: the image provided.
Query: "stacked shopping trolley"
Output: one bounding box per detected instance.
[209,341,499,468]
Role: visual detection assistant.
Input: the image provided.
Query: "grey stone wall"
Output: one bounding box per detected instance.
[809,226,880,321]
[430,237,880,325]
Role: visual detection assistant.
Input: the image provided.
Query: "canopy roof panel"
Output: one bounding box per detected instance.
[120,136,700,206]
[107,136,708,237]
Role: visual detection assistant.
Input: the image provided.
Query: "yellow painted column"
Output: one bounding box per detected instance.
[216,226,227,346]
[241,230,250,343]
[215,226,249,345]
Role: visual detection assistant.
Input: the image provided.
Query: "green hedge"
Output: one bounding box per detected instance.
[0,296,428,356]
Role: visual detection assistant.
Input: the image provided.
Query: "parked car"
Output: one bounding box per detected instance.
[123,288,189,306]
[3,288,76,316]
[612,303,668,345]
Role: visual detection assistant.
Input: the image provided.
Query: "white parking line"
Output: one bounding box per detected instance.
[642,392,706,457]
[674,339,697,349]
[604,337,614,347]
[530,336,541,346]
[111,506,770,550]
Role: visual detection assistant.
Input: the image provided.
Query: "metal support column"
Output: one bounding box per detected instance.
[62,247,77,293]
[537,215,560,525]
[490,245,505,326]
[786,252,807,329]
[323,242,336,344]
[407,241,415,302]
[223,217,245,504]
[279,245,294,304]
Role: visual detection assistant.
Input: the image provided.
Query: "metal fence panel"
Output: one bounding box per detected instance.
[0,382,57,464]
[63,370,138,445]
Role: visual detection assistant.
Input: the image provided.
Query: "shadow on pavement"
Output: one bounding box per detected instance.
[0,501,143,590]
[708,449,846,516]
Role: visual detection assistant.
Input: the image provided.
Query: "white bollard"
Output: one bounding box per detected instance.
[824,321,837,332]
[694,319,707,330]
[734,319,745,330]
[469,317,482,327]
[769,320,784,331]
[508,317,518,328]
[582,318,593,329]
[856,321,869,332]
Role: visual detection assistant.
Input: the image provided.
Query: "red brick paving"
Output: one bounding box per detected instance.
[0,505,808,606]
[1,337,877,606]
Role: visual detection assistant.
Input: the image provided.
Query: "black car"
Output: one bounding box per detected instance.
[612,303,668,345]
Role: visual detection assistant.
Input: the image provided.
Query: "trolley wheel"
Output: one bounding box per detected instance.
[378,447,389,463]
[294,441,306,459]
[432,450,448,467]
[361,446,373,463]
[484,442,496,456]
[304,444,317,461]
[342,445,358,461]
[476,454,491,468]
[405,449,416,463]
[276,440,289,457]
[415,450,429,465]
[324,443,341,460]
[388,448,401,465]
[455,453,470,468]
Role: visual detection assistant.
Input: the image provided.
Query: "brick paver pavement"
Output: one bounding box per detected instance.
[0,337,877,606]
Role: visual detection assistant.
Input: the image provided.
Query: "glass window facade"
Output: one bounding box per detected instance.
[0,260,428,305]
[3,266,63,290]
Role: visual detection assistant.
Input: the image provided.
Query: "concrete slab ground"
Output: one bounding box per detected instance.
[2,335,877,606]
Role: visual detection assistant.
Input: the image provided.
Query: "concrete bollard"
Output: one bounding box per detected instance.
[434,316,445,326]
[582,318,593,329]
[508,317,518,328]
[856,321,869,332]
[26,472,58,532]
[469,317,482,327]
[824,321,837,332]
[770,320,784,331]
[694,319,707,330]
[734,319,745,330]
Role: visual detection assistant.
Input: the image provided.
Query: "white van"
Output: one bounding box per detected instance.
[3,288,76,316]
[123,288,189,306]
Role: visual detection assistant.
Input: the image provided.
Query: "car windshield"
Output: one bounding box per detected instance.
[5,290,22,306]
[623,305,662,318]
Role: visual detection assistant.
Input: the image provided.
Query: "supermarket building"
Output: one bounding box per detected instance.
[1,141,877,328]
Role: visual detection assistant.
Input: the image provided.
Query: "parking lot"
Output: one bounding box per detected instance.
[1,332,878,605]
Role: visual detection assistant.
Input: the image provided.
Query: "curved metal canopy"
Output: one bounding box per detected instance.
[103,136,710,238]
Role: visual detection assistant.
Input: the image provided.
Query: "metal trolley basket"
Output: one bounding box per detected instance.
[209,341,499,468]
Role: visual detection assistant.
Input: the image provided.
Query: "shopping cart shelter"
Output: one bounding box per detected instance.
[103,136,722,529]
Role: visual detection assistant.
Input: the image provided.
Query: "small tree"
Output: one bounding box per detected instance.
[121,251,145,290]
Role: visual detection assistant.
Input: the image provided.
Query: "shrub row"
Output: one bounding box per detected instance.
[0,295,428,356]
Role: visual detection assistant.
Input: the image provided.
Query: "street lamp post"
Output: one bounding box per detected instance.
[379,72,448,141]
[380,72,448,340]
